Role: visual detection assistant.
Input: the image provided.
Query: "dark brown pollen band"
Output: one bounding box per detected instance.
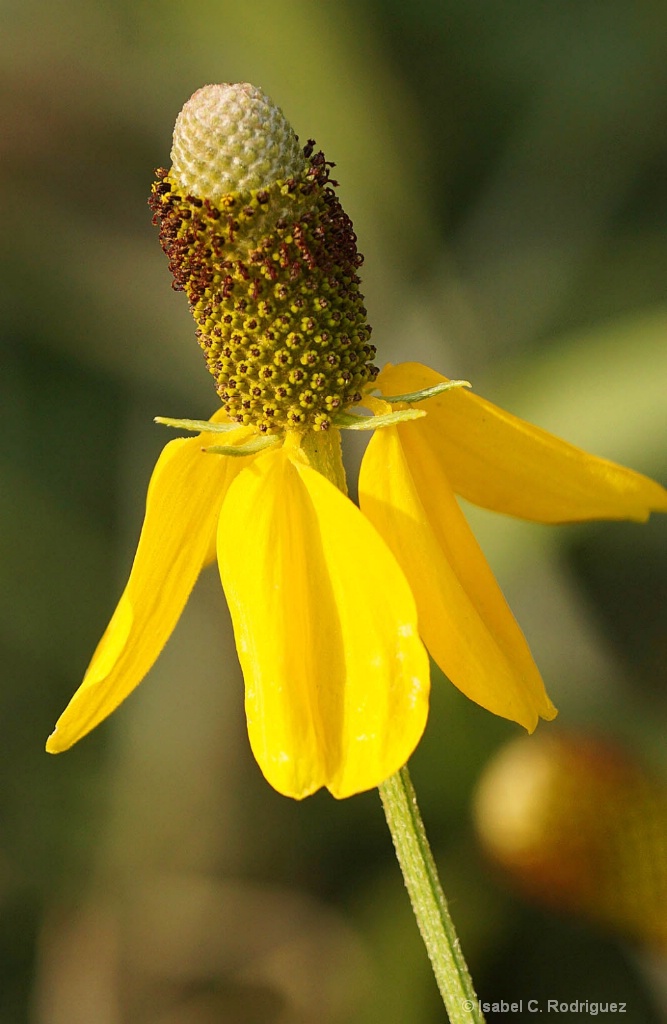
[149,148,377,433]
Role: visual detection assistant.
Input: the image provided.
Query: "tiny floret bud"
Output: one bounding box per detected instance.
[171,83,308,199]
[150,83,377,434]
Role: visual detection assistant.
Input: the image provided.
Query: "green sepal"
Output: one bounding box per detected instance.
[383,379,471,404]
[335,408,426,431]
[154,415,240,434]
[203,434,279,457]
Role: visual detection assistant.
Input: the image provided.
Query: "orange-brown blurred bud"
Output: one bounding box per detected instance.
[473,732,667,948]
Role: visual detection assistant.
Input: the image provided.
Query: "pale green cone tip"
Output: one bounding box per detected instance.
[170,83,308,199]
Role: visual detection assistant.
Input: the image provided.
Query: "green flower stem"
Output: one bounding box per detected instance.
[378,766,485,1024]
[302,429,483,1022]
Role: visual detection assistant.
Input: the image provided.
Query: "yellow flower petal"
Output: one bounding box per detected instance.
[217,447,430,800]
[46,414,252,753]
[377,362,667,523]
[359,425,557,731]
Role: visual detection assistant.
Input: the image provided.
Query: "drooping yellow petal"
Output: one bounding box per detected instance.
[217,446,430,800]
[46,414,253,753]
[359,425,557,731]
[377,362,667,523]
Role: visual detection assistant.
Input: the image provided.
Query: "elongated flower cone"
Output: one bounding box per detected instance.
[474,732,667,948]
[149,83,377,435]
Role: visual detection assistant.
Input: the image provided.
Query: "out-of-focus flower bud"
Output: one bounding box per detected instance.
[473,732,667,947]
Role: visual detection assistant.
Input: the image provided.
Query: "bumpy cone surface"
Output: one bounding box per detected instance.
[149,83,377,434]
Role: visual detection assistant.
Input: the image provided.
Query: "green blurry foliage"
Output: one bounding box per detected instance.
[1,0,666,1021]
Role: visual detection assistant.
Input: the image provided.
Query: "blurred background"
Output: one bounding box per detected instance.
[2,1,666,1021]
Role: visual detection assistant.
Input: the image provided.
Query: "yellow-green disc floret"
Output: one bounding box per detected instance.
[149,84,377,433]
